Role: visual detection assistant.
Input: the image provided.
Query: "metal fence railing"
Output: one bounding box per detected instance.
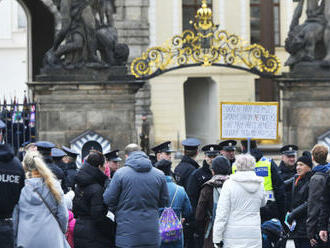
[0,102,37,154]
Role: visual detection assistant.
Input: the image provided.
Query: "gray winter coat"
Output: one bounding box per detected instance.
[13,177,70,248]
[103,151,170,248]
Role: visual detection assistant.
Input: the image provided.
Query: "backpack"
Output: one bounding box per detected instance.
[159,186,183,243]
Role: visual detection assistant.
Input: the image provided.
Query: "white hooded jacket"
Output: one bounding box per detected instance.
[213,171,266,248]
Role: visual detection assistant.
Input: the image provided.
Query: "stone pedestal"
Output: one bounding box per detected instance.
[277,74,330,151]
[28,79,144,149]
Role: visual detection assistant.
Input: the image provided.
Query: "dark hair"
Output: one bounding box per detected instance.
[212,156,231,175]
[184,149,198,158]
[87,151,105,167]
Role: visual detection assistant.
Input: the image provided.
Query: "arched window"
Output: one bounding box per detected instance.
[250,0,281,46]
[182,0,213,31]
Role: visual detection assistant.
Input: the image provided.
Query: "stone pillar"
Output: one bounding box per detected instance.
[115,0,149,62]
[114,0,151,137]
[28,79,144,149]
[277,75,330,151]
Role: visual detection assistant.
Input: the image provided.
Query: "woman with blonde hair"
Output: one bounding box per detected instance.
[13,150,70,248]
[213,154,266,248]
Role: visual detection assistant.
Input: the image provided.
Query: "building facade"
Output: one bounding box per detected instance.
[0,0,299,148]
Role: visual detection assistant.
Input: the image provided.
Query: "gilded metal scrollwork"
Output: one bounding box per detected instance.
[131,0,281,78]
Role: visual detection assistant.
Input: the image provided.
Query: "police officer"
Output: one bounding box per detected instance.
[52,147,68,172]
[174,138,200,248]
[36,141,67,192]
[0,122,25,248]
[186,144,220,248]
[151,141,174,162]
[152,141,174,179]
[279,145,298,181]
[62,146,79,190]
[219,140,237,166]
[238,140,286,224]
[186,144,220,212]
[174,138,201,190]
[104,149,122,178]
[278,145,298,213]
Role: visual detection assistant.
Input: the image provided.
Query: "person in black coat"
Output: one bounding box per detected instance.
[0,144,25,248]
[286,152,313,248]
[174,138,200,191]
[174,138,200,248]
[186,144,220,213]
[279,145,299,181]
[319,163,330,245]
[185,144,220,248]
[73,150,115,248]
[279,145,299,212]
[62,146,79,190]
[52,147,68,173]
[307,145,330,247]
[35,141,68,193]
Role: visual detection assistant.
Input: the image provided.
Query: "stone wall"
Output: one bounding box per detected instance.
[278,77,330,151]
[115,0,149,62]
[29,80,144,149]
[114,0,152,143]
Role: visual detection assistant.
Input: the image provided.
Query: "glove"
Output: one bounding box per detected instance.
[214,241,223,248]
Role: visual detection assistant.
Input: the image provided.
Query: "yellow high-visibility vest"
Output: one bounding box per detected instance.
[232,157,273,191]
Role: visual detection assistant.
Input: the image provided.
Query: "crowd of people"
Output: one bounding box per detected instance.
[0,119,330,248]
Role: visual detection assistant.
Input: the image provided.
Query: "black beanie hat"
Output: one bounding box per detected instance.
[212,156,231,175]
[296,151,313,168]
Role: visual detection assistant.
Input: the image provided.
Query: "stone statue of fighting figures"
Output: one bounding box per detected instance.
[285,0,330,67]
[43,0,129,70]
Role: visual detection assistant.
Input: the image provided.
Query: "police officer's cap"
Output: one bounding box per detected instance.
[62,146,80,158]
[202,144,221,156]
[35,141,56,151]
[219,140,237,151]
[182,138,201,150]
[51,148,67,158]
[0,120,6,129]
[280,145,298,156]
[151,141,174,154]
[104,149,122,162]
[21,141,31,147]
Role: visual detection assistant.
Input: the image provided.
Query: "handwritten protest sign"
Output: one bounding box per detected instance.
[220,102,279,140]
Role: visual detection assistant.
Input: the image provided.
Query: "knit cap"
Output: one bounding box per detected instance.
[296,151,313,168]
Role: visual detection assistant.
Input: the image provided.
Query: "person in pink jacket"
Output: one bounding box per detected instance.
[64,191,76,248]
[67,211,76,248]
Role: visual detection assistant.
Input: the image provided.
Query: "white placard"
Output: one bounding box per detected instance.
[220,102,279,140]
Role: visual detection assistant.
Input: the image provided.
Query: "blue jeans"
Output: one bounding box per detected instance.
[294,238,312,248]
[0,219,13,248]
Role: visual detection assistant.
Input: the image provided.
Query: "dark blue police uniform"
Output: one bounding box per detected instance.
[0,143,25,248]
